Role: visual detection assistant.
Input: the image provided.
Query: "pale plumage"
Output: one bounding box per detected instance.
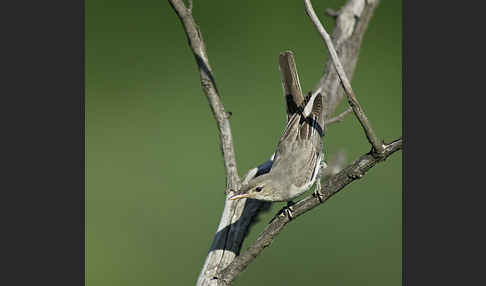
[230,93,324,202]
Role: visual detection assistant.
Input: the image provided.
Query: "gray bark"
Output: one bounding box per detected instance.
[168,1,401,286]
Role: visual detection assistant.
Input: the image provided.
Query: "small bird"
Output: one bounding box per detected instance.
[229,92,324,206]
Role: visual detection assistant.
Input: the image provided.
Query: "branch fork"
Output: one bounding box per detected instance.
[304,0,385,155]
[168,0,400,285]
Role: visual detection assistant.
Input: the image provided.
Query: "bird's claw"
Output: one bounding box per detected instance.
[282,201,295,220]
[313,190,324,203]
[270,201,295,223]
[284,207,294,220]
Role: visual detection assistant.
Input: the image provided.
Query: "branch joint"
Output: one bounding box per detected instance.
[370,140,388,161]
[325,8,341,18]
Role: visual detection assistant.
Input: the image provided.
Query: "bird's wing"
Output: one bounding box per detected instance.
[294,148,320,188]
[273,93,324,169]
[300,93,324,141]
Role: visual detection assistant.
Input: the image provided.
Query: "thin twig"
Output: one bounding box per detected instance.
[314,0,379,122]
[169,1,392,286]
[324,107,352,126]
[325,8,340,18]
[218,138,402,284]
[304,0,384,154]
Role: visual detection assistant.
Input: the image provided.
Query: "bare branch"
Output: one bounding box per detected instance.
[324,107,352,126]
[168,0,240,189]
[169,1,394,286]
[325,8,341,18]
[218,138,402,285]
[311,0,379,121]
[305,0,384,154]
[168,2,269,286]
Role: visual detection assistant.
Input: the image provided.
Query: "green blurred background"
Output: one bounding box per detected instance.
[86,0,402,285]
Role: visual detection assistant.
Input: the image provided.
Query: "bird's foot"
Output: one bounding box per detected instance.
[281,201,295,220]
[284,207,294,220]
[313,189,324,203]
[270,201,296,223]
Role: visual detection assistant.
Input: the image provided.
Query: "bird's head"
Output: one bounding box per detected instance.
[229,175,280,202]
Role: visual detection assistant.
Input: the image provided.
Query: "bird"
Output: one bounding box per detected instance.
[229,91,325,217]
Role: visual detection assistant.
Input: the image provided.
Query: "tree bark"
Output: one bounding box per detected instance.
[168,1,401,286]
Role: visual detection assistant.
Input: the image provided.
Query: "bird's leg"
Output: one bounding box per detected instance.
[284,201,295,220]
[313,189,324,203]
[313,180,324,203]
[312,161,325,203]
[270,201,296,223]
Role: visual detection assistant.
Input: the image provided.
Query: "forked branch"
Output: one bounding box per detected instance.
[168,0,240,190]
[218,139,402,284]
[168,1,400,286]
[313,0,380,124]
[305,0,384,154]
[169,2,268,286]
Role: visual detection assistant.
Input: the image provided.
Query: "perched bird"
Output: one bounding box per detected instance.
[229,92,324,205]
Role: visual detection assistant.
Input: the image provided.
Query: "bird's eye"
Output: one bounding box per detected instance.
[255,187,263,192]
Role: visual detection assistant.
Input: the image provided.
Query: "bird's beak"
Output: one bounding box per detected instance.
[229,193,250,200]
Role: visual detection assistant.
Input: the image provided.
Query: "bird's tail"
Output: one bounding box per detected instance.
[279,51,305,122]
